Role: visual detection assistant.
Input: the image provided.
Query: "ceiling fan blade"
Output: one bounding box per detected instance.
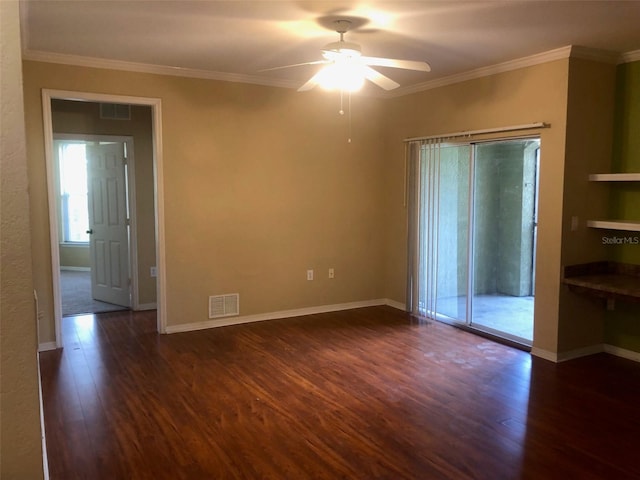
[297,69,326,92]
[362,66,400,90]
[259,60,328,73]
[360,56,431,72]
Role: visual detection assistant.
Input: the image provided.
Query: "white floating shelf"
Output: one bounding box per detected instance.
[589,173,640,181]
[587,220,640,232]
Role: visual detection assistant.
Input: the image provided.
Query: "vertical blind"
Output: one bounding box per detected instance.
[406,139,443,319]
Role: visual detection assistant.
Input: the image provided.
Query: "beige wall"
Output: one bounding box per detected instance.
[0,2,45,478]
[381,61,570,354]
[22,61,387,342]
[59,244,90,268]
[52,99,157,304]
[558,58,617,352]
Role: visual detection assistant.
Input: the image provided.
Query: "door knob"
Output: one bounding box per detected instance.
[86,229,94,234]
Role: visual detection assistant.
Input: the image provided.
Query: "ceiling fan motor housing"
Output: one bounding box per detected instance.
[322,41,362,59]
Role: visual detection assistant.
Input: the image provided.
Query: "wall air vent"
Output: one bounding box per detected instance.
[100,103,131,120]
[209,293,239,319]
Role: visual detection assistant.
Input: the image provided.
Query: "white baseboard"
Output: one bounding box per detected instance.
[38,342,58,352]
[532,343,640,364]
[165,299,391,334]
[530,347,560,362]
[532,344,605,362]
[160,297,638,365]
[385,299,407,311]
[59,266,90,272]
[604,344,640,363]
[557,344,606,362]
[37,347,50,480]
[135,303,157,311]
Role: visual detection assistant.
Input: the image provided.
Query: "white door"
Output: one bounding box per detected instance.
[87,142,131,307]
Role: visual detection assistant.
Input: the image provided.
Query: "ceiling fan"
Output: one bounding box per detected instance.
[264,20,431,92]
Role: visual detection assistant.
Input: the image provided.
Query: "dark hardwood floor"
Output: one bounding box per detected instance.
[39,306,640,479]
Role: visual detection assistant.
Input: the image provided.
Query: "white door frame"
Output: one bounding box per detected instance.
[42,89,167,347]
[55,134,136,307]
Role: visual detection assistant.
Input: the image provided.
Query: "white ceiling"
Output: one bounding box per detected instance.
[20,1,640,95]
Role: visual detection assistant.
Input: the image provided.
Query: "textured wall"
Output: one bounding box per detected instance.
[436,145,470,304]
[474,141,535,297]
[0,1,45,478]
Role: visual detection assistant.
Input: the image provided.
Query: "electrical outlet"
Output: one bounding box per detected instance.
[150,266,157,277]
[329,268,335,279]
[307,269,314,281]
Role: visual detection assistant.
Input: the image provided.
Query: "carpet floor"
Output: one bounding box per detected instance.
[60,270,127,317]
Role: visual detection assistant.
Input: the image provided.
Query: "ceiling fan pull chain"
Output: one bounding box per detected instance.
[337,89,351,143]
[348,91,352,144]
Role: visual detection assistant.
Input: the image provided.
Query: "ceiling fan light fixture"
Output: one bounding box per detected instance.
[316,62,365,92]
[263,17,430,93]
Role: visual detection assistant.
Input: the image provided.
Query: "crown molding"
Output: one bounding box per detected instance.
[23,45,640,99]
[22,49,300,90]
[385,45,636,99]
[619,49,640,64]
[384,46,573,98]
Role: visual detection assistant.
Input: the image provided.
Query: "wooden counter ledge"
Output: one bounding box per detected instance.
[563,261,640,310]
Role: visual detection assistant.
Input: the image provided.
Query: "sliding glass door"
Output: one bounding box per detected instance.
[471,140,538,341]
[410,137,539,345]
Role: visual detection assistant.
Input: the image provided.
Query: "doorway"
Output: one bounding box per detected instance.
[421,137,539,345]
[54,136,133,317]
[42,90,167,347]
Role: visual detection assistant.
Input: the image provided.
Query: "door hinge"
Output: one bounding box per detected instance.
[126,218,130,226]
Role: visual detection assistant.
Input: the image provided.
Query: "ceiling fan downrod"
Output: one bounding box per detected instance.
[333,19,352,35]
